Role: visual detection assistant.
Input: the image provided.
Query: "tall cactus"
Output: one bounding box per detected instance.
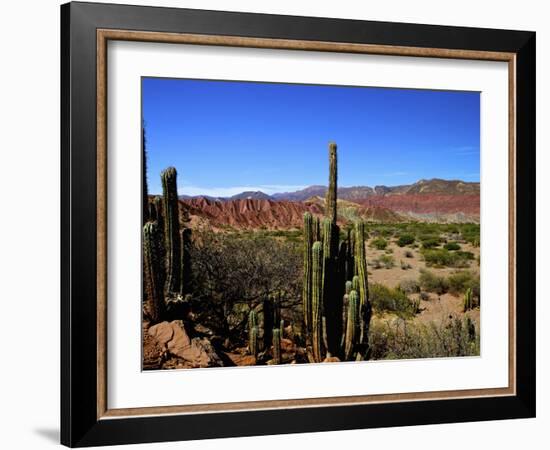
[272,328,282,364]
[346,228,355,281]
[301,142,371,362]
[354,221,369,311]
[321,217,340,355]
[303,212,314,333]
[312,216,321,242]
[180,228,192,295]
[354,220,371,358]
[326,142,338,225]
[143,221,164,323]
[352,275,360,293]
[344,290,359,360]
[161,167,181,294]
[311,241,323,362]
[249,326,259,357]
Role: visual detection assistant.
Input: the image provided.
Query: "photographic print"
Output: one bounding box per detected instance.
[141,78,481,370]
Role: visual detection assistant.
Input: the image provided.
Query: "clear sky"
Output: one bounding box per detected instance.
[142,77,480,196]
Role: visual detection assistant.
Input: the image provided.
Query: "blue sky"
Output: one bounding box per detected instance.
[142,77,480,196]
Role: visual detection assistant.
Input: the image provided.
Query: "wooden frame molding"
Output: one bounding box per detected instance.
[96,29,517,420]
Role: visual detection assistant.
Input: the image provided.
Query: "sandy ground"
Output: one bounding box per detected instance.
[366,240,481,326]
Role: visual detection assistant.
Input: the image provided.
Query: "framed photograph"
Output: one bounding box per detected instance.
[61,1,536,447]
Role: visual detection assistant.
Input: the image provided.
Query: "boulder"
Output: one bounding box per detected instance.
[148,320,223,368]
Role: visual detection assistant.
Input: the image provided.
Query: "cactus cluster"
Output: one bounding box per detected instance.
[142,166,192,324]
[247,292,285,364]
[302,142,372,362]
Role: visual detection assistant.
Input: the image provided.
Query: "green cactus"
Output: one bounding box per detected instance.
[311,241,323,362]
[340,291,350,351]
[143,221,165,323]
[347,228,356,281]
[180,228,192,295]
[272,328,281,364]
[300,142,371,362]
[321,217,341,356]
[154,196,163,226]
[352,275,360,293]
[249,309,258,330]
[463,287,473,312]
[354,221,369,310]
[312,215,321,242]
[302,212,314,332]
[249,326,259,357]
[344,290,359,360]
[354,221,371,358]
[161,167,181,294]
[280,319,285,339]
[325,142,338,225]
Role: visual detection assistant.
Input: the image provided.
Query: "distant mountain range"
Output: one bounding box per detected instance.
[175,179,480,228]
[179,179,480,202]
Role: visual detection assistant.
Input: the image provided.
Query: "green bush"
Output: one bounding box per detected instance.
[421,248,472,268]
[397,234,415,247]
[370,237,388,250]
[447,271,480,295]
[419,269,449,294]
[444,242,461,251]
[399,279,420,294]
[369,317,480,360]
[455,250,474,260]
[369,283,415,317]
[421,238,441,249]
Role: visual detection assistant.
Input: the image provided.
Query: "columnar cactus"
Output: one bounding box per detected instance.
[344,290,359,360]
[463,287,473,312]
[312,216,321,242]
[301,142,371,362]
[352,275,360,293]
[161,167,181,294]
[180,228,192,295]
[249,326,259,357]
[248,309,257,331]
[326,142,338,225]
[311,241,323,362]
[346,228,356,281]
[154,196,164,228]
[143,221,164,323]
[321,217,341,355]
[354,221,369,309]
[302,212,314,332]
[272,328,281,364]
[354,220,371,357]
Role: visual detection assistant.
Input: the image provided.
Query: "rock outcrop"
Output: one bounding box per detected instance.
[148,320,223,368]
